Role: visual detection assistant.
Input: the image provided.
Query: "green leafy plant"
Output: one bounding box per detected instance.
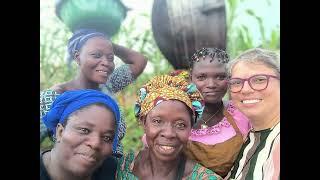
[226,0,280,58]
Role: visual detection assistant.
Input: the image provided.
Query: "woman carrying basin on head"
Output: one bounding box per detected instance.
[40,28,147,157]
[141,48,251,178]
[182,47,251,178]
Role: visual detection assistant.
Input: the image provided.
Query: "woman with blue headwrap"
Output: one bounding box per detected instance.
[40,89,120,180]
[40,28,147,156]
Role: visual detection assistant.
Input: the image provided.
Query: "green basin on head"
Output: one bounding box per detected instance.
[55,0,127,37]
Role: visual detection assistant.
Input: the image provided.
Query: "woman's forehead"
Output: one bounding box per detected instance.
[192,60,226,73]
[148,100,189,115]
[70,105,113,119]
[67,105,115,127]
[232,61,277,77]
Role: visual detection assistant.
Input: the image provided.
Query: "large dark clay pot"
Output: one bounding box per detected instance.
[152,0,226,69]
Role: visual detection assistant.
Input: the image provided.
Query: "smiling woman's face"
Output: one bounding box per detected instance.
[190,56,228,104]
[230,61,280,121]
[76,36,115,85]
[143,100,192,162]
[55,104,116,177]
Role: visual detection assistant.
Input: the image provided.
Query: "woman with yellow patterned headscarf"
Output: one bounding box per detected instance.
[116,75,222,180]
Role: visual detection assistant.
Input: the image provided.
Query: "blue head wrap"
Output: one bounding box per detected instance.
[42,89,120,151]
[66,29,109,62]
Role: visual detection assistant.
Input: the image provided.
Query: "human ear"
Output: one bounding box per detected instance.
[74,51,80,66]
[55,123,65,143]
[140,116,147,131]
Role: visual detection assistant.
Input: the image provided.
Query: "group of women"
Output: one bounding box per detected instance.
[40,28,280,180]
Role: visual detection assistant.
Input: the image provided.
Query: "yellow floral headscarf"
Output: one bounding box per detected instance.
[169,69,190,81]
[134,74,204,123]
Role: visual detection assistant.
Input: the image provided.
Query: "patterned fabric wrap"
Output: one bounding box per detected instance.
[169,69,190,81]
[134,75,204,122]
[66,28,108,62]
[105,64,135,93]
[116,150,222,180]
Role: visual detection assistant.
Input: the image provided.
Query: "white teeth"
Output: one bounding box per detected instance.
[160,145,174,150]
[97,70,107,74]
[242,99,261,104]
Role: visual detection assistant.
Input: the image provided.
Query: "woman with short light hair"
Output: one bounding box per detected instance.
[226,48,280,180]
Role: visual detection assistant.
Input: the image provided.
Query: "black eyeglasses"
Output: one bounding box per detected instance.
[228,74,280,93]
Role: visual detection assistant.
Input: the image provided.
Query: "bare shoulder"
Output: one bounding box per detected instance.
[49,82,68,94]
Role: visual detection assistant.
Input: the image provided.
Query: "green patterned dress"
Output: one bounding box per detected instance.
[116,150,222,180]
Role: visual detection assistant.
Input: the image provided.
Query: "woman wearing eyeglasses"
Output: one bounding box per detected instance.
[226,48,280,180]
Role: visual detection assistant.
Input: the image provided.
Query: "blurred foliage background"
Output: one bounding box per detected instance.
[40,0,279,152]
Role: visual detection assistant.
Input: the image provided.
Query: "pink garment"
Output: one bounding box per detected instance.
[141,101,251,147]
[189,101,251,145]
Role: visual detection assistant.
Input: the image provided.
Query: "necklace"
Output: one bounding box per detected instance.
[200,104,223,129]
